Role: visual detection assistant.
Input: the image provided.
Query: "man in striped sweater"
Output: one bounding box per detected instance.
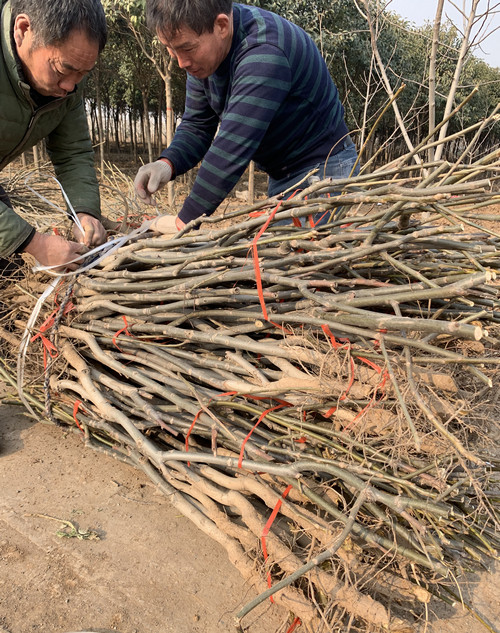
[134,0,358,231]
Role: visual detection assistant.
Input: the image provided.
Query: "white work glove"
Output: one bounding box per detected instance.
[140,214,185,239]
[134,159,173,205]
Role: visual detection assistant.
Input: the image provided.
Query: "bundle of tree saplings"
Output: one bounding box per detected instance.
[1,161,500,633]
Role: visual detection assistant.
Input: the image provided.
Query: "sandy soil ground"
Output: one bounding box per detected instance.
[0,394,284,633]
[0,392,499,633]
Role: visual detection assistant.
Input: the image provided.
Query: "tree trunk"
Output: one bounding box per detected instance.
[157,91,163,156]
[114,106,121,151]
[434,0,480,162]
[142,91,153,163]
[95,63,105,175]
[129,108,137,161]
[164,57,175,206]
[428,0,445,163]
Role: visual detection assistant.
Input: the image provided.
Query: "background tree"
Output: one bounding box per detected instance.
[72,0,500,206]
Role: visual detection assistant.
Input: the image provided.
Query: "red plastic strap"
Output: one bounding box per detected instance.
[40,335,58,369]
[251,200,283,321]
[357,356,383,373]
[321,324,350,350]
[357,356,389,393]
[31,328,58,369]
[286,617,302,633]
[238,404,285,468]
[112,315,133,351]
[378,328,388,335]
[72,400,85,433]
[30,299,76,369]
[261,484,293,601]
[324,406,337,417]
[251,190,301,322]
[185,409,203,453]
[310,209,330,227]
[31,309,56,340]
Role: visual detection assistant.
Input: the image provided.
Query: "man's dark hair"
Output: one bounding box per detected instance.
[146,0,232,38]
[10,0,107,52]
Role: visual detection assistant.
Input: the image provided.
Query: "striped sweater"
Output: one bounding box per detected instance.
[161,3,349,224]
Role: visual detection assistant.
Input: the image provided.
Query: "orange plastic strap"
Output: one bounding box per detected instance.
[261,484,293,601]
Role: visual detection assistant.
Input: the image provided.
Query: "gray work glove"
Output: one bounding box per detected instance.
[134,159,173,205]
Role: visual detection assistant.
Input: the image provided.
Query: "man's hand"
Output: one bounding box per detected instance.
[73,213,107,248]
[23,232,89,271]
[141,214,185,238]
[134,160,173,205]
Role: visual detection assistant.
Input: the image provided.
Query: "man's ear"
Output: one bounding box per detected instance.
[13,14,31,49]
[214,13,231,38]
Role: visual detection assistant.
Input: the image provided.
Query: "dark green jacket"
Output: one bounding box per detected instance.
[0,0,101,257]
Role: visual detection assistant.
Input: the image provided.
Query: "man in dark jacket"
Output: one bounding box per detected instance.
[134,0,358,232]
[0,0,108,271]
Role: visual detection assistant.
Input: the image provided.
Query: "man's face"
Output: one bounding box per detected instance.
[159,14,233,79]
[14,16,99,98]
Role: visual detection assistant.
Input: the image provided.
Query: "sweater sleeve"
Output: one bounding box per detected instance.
[171,45,292,225]
[160,75,220,176]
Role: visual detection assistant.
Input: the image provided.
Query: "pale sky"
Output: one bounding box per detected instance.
[387,0,500,67]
